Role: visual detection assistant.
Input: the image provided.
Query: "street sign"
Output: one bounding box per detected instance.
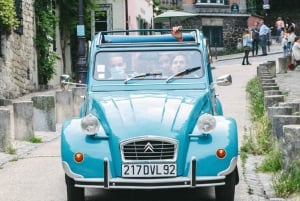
[77,25,85,37]
[263,4,270,9]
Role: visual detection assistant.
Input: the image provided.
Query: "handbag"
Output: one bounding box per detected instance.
[244,46,251,51]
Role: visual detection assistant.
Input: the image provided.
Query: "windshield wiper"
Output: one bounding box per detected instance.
[124,72,162,84]
[166,66,201,83]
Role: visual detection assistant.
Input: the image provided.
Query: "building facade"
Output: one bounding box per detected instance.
[158,0,251,50]
[0,0,37,99]
[91,0,153,37]
[0,0,153,99]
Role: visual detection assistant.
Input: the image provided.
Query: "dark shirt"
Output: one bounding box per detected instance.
[252,27,259,40]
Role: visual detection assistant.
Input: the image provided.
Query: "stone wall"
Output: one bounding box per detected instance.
[185,16,247,50]
[0,0,37,99]
[223,17,247,50]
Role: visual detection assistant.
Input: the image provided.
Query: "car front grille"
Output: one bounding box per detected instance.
[120,137,178,162]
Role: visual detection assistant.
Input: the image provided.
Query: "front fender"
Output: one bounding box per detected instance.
[186,116,238,176]
[61,118,112,179]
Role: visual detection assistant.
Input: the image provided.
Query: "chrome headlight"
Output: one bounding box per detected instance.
[197,113,216,134]
[81,114,100,135]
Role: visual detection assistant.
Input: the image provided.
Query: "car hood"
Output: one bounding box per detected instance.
[87,91,211,139]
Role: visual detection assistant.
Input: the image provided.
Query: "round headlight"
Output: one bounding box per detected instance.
[81,114,100,135]
[197,113,216,134]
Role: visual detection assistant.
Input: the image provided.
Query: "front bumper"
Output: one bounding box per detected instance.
[62,157,238,189]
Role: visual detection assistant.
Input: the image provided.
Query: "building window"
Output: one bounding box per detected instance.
[14,0,23,35]
[91,4,112,37]
[195,0,227,5]
[202,26,223,47]
[161,0,177,6]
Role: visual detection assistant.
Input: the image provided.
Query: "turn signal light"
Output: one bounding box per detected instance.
[216,149,226,159]
[74,152,84,163]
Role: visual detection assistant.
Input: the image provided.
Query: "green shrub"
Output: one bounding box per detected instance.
[273,161,300,198]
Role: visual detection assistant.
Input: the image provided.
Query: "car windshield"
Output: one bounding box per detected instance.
[94,50,203,80]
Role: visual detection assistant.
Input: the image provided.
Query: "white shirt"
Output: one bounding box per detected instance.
[292,42,300,61]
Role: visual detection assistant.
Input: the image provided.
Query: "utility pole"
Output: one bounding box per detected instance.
[76,0,87,84]
[125,0,129,35]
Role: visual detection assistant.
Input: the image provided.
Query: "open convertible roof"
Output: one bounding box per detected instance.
[95,29,202,47]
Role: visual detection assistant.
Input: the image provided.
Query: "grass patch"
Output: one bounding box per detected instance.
[9,157,18,162]
[273,161,300,198]
[257,147,282,172]
[29,136,42,143]
[6,145,16,154]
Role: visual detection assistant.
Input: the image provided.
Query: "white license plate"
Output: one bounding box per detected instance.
[122,163,177,177]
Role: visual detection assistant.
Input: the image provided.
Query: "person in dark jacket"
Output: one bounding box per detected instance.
[251,21,260,56]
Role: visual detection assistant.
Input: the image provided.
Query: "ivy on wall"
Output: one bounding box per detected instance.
[0,0,19,30]
[34,0,57,86]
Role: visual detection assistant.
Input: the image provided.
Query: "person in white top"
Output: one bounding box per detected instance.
[292,36,300,67]
[242,29,252,65]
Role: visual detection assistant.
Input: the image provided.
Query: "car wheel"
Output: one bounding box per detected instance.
[215,168,238,201]
[65,174,85,201]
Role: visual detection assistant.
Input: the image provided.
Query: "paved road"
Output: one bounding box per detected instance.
[0,43,294,201]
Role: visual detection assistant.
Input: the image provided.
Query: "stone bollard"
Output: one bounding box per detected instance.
[272,115,300,139]
[0,109,10,151]
[261,83,277,87]
[0,99,12,106]
[13,101,34,141]
[264,95,285,109]
[259,76,273,81]
[267,60,276,77]
[56,90,73,123]
[262,86,279,92]
[32,95,56,132]
[282,125,300,170]
[264,90,282,96]
[72,87,86,117]
[260,79,275,84]
[278,57,288,74]
[267,106,292,121]
[278,102,300,115]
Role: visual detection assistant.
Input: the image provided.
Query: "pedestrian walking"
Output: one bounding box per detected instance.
[275,17,284,43]
[281,27,289,57]
[251,21,260,56]
[259,20,270,56]
[242,29,252,65]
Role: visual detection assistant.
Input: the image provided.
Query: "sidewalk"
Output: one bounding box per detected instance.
[216,40,283,61]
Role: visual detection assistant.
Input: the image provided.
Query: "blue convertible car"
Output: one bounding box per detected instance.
[61,28,239,201]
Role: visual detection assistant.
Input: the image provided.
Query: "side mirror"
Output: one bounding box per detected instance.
[216,74,232,86]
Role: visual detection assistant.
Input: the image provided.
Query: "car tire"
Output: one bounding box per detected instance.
[65,174,85,201]
[215,167,238,201]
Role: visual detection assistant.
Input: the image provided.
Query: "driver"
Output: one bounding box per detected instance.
[108,53,127,79]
